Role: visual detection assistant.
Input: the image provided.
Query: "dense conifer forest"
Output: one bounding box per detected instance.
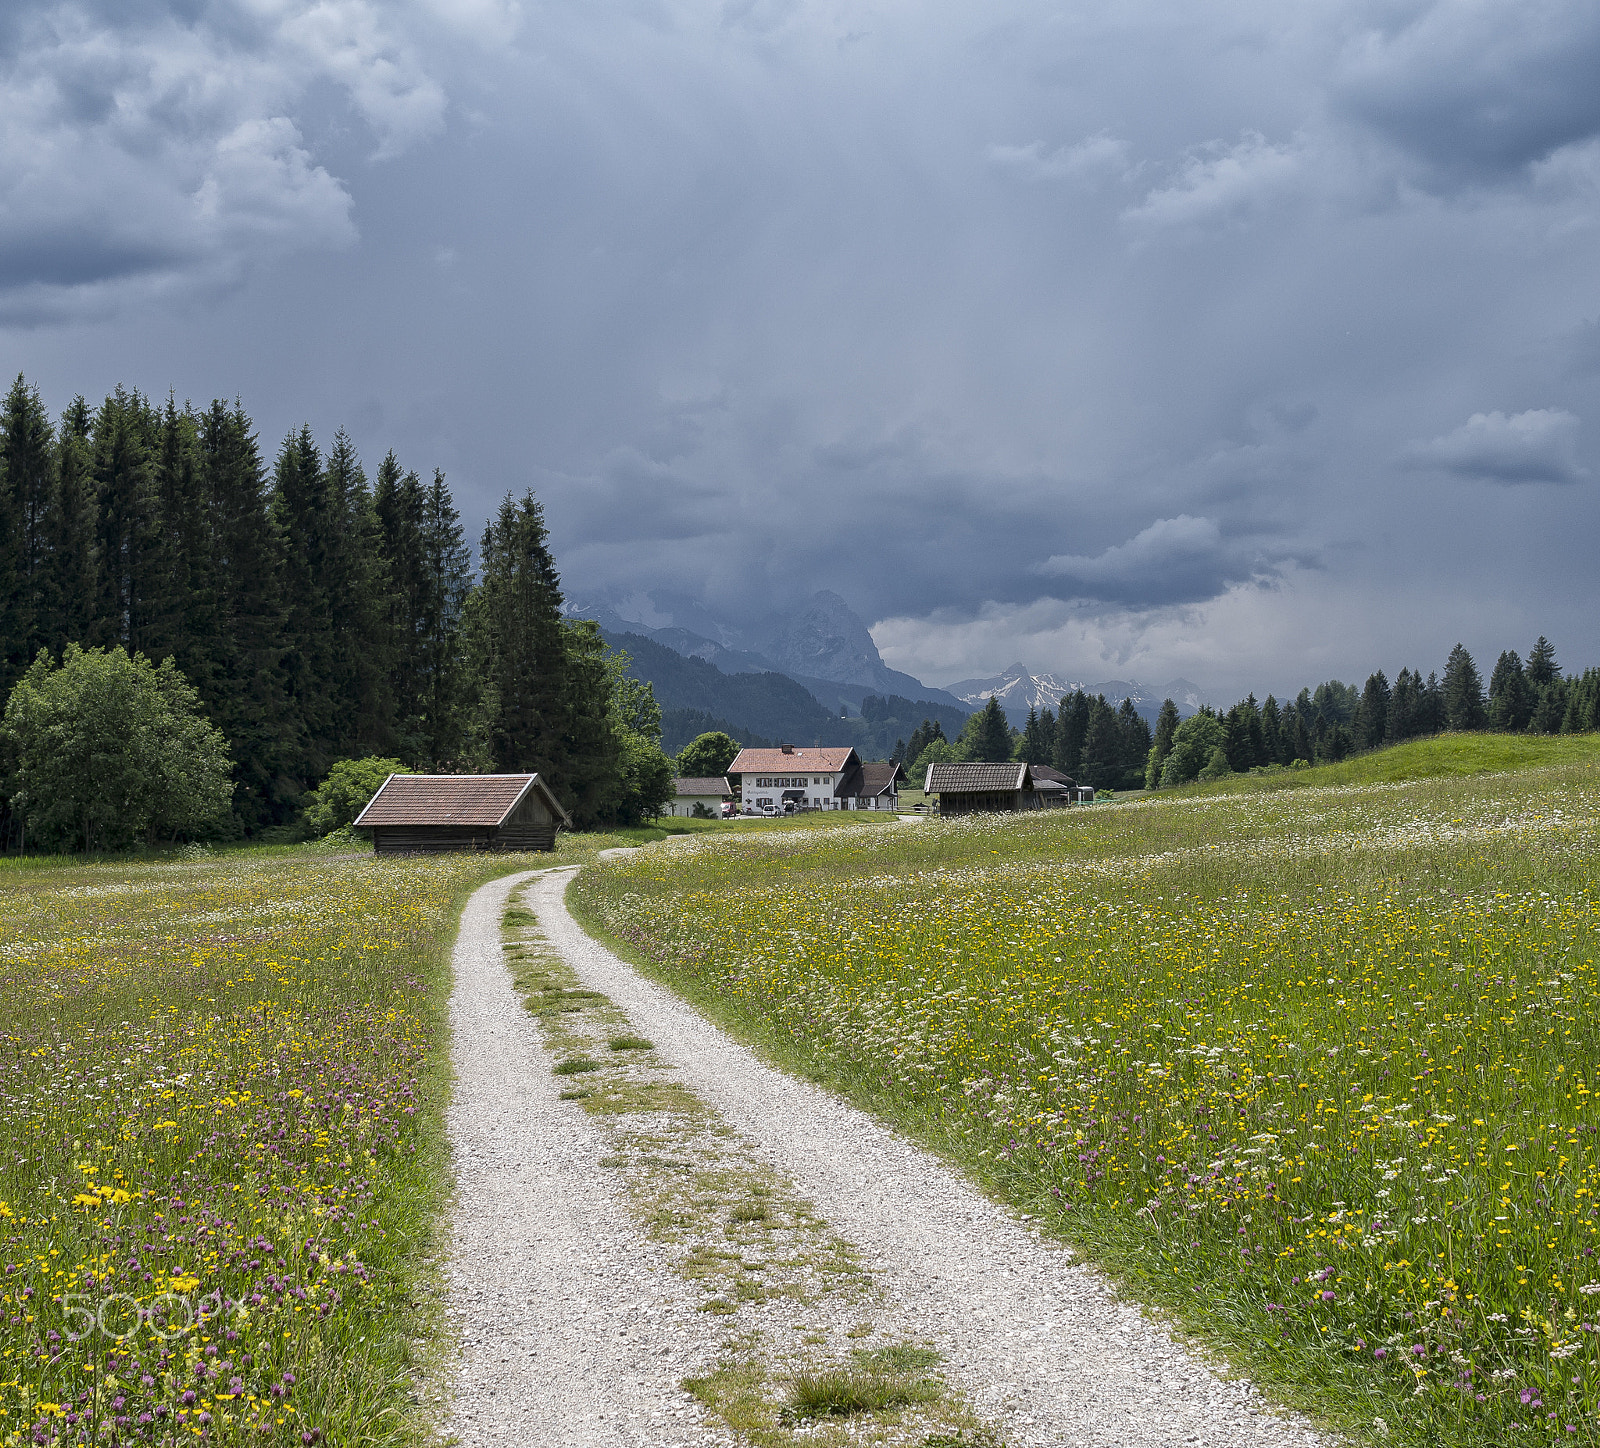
[0,375,670,844]
[1004,638,1599,792]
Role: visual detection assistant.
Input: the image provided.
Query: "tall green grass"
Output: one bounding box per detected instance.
[0,848,532,1446]
[573,749,1600,1446]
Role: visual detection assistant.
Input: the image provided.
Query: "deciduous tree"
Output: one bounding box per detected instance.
[2,645,231,851]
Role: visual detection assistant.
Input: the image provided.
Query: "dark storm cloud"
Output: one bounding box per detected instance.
[1032,516,1291,607]
[6,1,1600,698]
[0,0,456,315]
[1334,2,1600,182]
[1401,409,1589,485]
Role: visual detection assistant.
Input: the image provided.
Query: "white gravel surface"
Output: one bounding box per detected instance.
[527,865,1334,1448]
[441,868,737,1447]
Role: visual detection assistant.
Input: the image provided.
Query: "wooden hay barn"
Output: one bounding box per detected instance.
[352,773,571,854]
[924,761,1039,815]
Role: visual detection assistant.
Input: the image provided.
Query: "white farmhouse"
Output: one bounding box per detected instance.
[663,777,733,818]
[725,744,859,812]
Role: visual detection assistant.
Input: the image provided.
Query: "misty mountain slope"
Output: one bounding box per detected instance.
[758,590,964,704]
[606,631,842,747]
[569,589,964,710]
[608,631,971,760]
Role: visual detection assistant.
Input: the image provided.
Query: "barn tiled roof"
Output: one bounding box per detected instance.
[1030,764,1075,786]
[728,746,857,774]
[352,773,570,829]
[925,762,1031,793]
[674,777,732,796]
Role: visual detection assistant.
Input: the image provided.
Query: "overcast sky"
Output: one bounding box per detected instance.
[4,0,1599,698]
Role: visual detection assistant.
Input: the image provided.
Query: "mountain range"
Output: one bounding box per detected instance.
[565,588,969,712]
[946,664,1209,727]
[565,587,1207,752]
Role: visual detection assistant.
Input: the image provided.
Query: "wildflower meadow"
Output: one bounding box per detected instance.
[573,753,1600,1445]
[0,847,521,1447]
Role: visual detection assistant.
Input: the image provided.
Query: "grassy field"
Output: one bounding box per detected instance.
[571,744,1600,1445]
[0,842,551,1448]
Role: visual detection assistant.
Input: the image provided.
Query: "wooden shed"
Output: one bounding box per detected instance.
[923,761,1039,815]
[352,773,571,854]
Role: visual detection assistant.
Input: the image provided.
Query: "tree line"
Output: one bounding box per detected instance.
[0,374,672,848]
[898,693,1154,792]
[1143,636,1585,788]
[894,635,1598,796]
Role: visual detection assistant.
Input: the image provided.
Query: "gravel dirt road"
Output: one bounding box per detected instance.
[441,862,1331,1448]
[441,868,736,1446]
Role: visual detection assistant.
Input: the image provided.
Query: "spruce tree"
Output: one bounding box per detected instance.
[1146,698,1180,787]
[964,695,1013,761]
[1223,704,1251,773]
[41,398,96,658]
[1076,696,1118,788]
[204,402,291,829]
[1387,669,1420,743]
[905,718,944,766]
[1290,710,1312,763]
[1487,650,1532,732]
[91,388,162,652]
[1037,706,1057,764]
[1053,691,1090,775]
[1527,636,1559,689]
[1420,671,1445,733]
[373,453,427,756]
[1442,644,1487,731]
[321,429,394,759]
[1260,695,1283,764]
[271,425,332,786]
[558,617,624,826]
[1354,671,1390,750]
[1017,706,1048,763]
[466,491,575,794]
[150,396,221,687]
[1530,678,1568,734]
[416,469,473,767]
[1562,670,1600,734]
[1243,693,1265,766]
[0,375,55,691]
[1116,697,1152,786]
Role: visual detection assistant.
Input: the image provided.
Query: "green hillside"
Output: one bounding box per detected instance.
[1194,731,1600,794]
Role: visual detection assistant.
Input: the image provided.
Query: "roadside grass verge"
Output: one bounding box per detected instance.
[570,754,1600,1446]
[0,847,537,1446]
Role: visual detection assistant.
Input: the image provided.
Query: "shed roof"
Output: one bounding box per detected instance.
[728,746,857,774]
[1030,764,1075,786]
[673,777,733,796]
[352,773,571,830]
[924,761,1032,793]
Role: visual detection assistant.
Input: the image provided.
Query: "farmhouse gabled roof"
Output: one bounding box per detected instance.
[838,760,904,798]
[727,746,858,774]
[352,773,572,830]
[673,777,733,796]
[924,761,1032,793]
